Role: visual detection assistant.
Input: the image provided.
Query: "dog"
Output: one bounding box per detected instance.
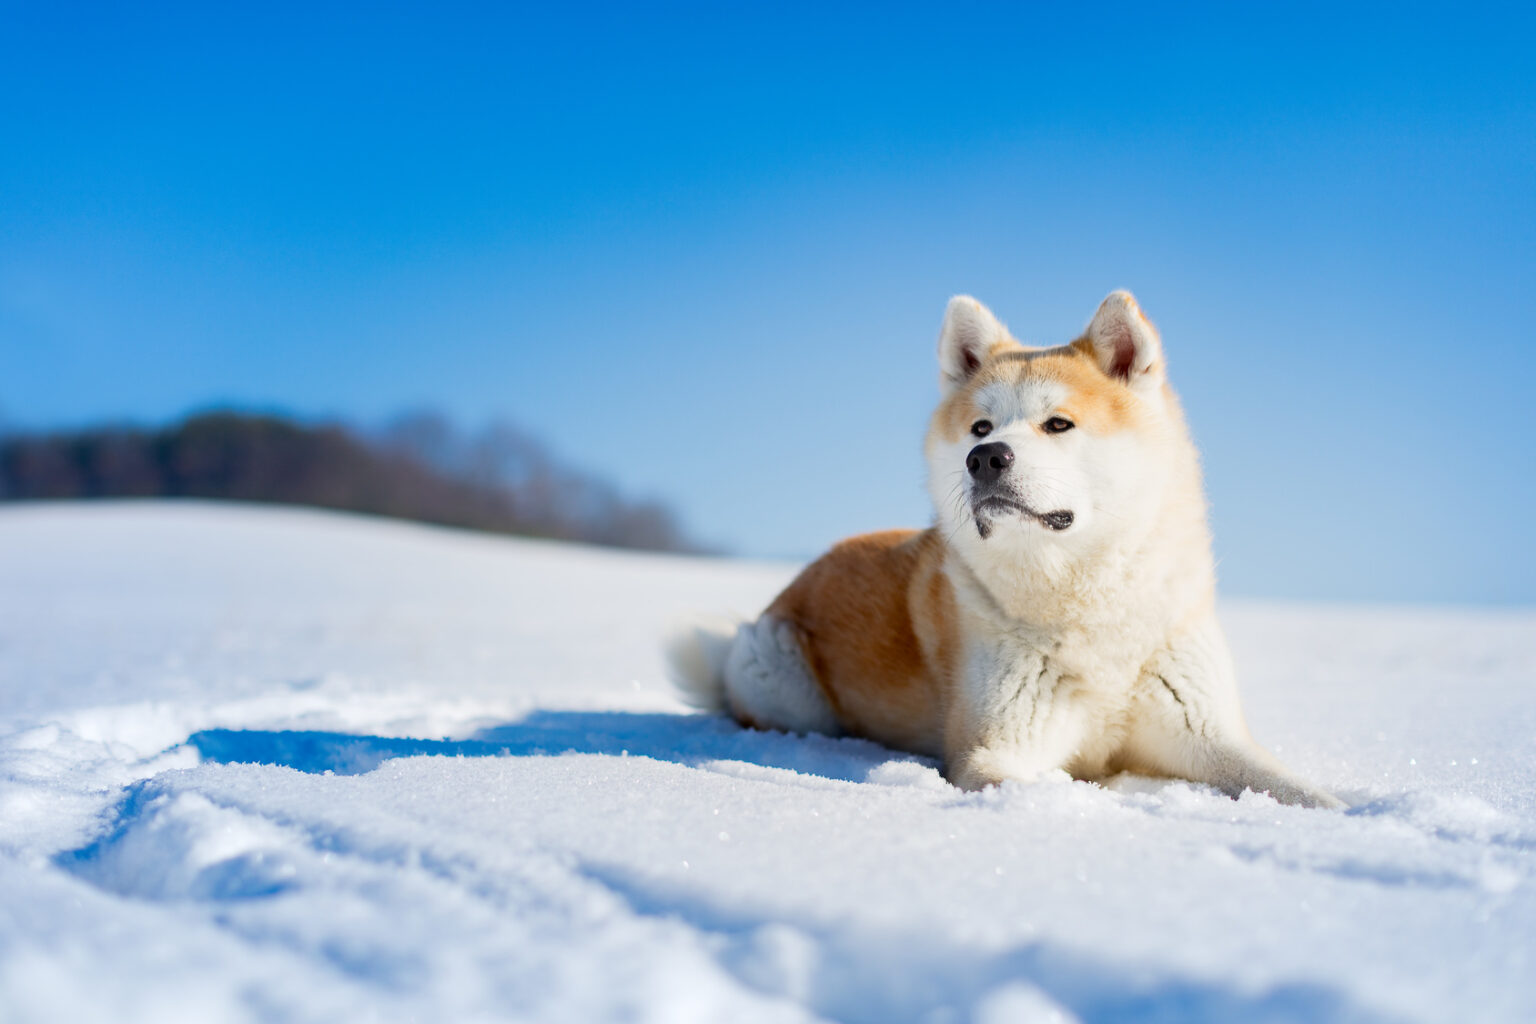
[669,291,1341,808]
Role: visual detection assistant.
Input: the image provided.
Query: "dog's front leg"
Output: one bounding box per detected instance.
[945,646,1091,792]
[1121,614,1343,809]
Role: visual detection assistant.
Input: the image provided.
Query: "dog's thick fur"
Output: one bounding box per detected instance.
[669,292,1340,808]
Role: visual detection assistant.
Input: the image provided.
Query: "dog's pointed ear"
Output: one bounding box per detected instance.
[938,295,1011,394]
[1085,291,1163,391]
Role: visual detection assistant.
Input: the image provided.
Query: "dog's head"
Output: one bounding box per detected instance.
[926,292,1181,569]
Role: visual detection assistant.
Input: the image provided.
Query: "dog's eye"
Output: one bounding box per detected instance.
[1042,417,1075,434]
[970,420,993,438]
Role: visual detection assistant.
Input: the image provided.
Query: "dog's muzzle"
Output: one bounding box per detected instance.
[972,495,1074,537]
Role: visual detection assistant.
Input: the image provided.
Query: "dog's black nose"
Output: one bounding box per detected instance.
[966,442,1014,485]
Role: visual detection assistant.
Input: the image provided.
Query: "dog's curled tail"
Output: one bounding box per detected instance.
[664,615,741,712]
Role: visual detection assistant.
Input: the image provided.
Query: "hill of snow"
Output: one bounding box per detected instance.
[1,502,1533,1023]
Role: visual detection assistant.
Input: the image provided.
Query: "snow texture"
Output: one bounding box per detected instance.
[1,501,1533,1023]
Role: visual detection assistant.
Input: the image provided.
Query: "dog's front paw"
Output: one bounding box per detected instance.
[1264,782,1347,810]
[946,747,1055,792]
[946,748,1007,791]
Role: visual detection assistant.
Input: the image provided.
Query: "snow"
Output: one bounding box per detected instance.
[1,502,1533,1024]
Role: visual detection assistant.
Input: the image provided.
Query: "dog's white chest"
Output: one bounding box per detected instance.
[963,629,1147,776]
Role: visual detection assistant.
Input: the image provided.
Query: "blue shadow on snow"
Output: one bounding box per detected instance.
[187,709,922,782]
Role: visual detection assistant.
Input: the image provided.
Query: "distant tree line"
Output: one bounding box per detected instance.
[0,410,703,553]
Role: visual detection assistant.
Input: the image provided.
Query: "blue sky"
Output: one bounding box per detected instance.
[3,2,1534,603]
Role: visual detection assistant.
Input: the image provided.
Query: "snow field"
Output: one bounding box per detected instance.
[1,503,1533,1023]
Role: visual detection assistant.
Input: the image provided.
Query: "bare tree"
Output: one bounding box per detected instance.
[0,410,704,554]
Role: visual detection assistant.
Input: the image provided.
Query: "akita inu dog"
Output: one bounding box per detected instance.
[670,291,1341,808]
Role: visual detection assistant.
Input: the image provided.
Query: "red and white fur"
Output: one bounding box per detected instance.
[670,292,1341,808]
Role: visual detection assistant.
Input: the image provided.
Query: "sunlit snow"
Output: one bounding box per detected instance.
[2,503,1532,1023]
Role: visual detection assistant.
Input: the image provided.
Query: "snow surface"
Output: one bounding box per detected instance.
[1,501,1533,1024]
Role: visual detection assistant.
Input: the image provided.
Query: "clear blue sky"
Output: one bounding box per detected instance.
[3,2,1533,603]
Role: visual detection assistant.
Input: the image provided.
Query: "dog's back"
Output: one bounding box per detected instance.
[669,529,954,754]
[762,529,956,758]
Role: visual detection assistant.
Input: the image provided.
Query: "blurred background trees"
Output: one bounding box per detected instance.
[0,410,701,554]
